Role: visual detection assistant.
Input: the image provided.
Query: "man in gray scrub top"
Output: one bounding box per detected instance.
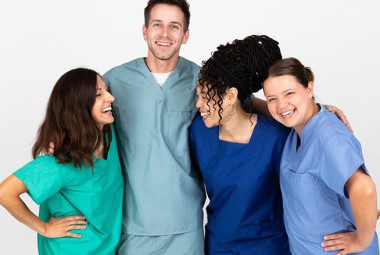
[102,0,206,254]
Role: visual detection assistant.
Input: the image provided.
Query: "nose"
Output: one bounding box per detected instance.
[195,97,203,109]
[278,97,288,110]
[161,25,169,37]
[105,91,115,103]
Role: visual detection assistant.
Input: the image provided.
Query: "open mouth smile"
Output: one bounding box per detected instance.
[280,109,295,119]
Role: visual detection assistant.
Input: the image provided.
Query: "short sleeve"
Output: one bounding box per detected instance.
[319,134,366,198]
[13,156,63,205]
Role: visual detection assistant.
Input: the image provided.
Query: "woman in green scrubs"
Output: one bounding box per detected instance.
[0,68,124,255]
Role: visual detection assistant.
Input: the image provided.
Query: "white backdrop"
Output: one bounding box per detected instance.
[0,0,379,253]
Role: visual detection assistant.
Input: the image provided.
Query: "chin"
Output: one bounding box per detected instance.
[204,120,217,129]
[100,118,114,126]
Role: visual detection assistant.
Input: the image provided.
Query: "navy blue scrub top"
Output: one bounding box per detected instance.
[190,115,291,254]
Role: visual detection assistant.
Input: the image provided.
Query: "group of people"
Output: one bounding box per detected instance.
[0,0,378,254]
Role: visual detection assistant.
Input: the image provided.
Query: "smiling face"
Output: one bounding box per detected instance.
[91,76,115,128]
[143,4,189,62]
[195,84,233,128]
[263,75,315,133]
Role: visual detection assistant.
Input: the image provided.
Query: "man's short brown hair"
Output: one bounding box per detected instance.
[144,0,190,31]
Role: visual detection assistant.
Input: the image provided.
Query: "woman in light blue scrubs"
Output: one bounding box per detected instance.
[263,57,379,255]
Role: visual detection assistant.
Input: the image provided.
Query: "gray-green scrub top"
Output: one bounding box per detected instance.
[103,57,205,235]
[14,128,124,255]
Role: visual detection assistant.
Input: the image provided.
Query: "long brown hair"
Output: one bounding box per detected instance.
[32,68,112,167]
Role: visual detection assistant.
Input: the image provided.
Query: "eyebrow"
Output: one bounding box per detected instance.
[151,19,182,27]
[170,22,182,27]
[283,89,295,93]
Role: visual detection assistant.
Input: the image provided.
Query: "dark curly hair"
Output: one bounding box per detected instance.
[198,35,282,125]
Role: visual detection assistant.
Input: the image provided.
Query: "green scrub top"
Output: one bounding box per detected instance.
[14,128,124,255]
[103,57,205,235]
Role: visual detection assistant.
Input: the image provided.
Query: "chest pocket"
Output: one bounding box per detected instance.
[166,110,196,151]
[285,169,318,215]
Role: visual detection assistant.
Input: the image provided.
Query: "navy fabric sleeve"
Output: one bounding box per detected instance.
[319,134,366,198]
[13,156,63,205]
[189,117,202,179]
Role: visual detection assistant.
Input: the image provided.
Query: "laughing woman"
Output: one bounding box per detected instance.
[0,68,124,255]
[263,58,379,255]
[189,35,291,254]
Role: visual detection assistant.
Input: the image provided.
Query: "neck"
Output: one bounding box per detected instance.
[219,106,257,143]
[94,141,104,159]
[145,52,179,73]
[94,125,104,159]
[294,102,320,136]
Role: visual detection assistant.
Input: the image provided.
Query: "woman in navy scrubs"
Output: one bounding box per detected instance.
[189,35,291,254]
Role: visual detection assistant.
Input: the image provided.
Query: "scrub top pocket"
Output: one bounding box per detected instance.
[284,169,318,215]
[166,110,197,151]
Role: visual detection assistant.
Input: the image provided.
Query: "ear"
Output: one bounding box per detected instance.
[182,29,190,44]
[227,87,239,105]
[307,81,314,99]
[142,24,148,41]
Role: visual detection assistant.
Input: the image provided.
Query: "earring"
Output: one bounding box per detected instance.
[227,104,235,116]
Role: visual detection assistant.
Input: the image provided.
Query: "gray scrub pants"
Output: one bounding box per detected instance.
[117,228,204,255]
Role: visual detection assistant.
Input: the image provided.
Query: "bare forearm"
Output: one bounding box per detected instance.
[349,179,377,248]
[253,97,272,118]
[1,196,46,235]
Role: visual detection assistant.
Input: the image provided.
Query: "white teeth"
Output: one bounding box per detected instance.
[102,106,112,113]
[157,42,172,46]
[281,109,294,117]
[201,112,210,117]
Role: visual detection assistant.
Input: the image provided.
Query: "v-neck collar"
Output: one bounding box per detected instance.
[138,57,182,92]
[216,115,262,147]
[291,104,325,153]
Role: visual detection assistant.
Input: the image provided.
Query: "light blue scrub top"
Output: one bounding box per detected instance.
[280,104,379,254]
[103,57,205,235]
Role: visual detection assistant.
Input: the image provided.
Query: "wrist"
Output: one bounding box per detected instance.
[355,232,372,250]
[37,222,48,236]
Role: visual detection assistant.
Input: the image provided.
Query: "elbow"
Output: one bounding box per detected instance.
[350,176,377,201]
[362,182,377,201]
[0,183,6,205]
[0,180,12,206]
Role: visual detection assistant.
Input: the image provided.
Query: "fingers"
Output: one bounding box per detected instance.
[324,233,346,240]
[62,216,86,223]
[323,243,345,252]
[65,232,81,238]
[66,225,86,231]
[337,112,353,133]
[67,220,88,226]
[325,105,353,133]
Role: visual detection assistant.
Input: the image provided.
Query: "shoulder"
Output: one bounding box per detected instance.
[315,109,354,142]
[258,115,290,142]
[314,110,361,154]
[14,154,64,182]
[102,58,143,82]
[178,57,200,76]
[27,154,62,169]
